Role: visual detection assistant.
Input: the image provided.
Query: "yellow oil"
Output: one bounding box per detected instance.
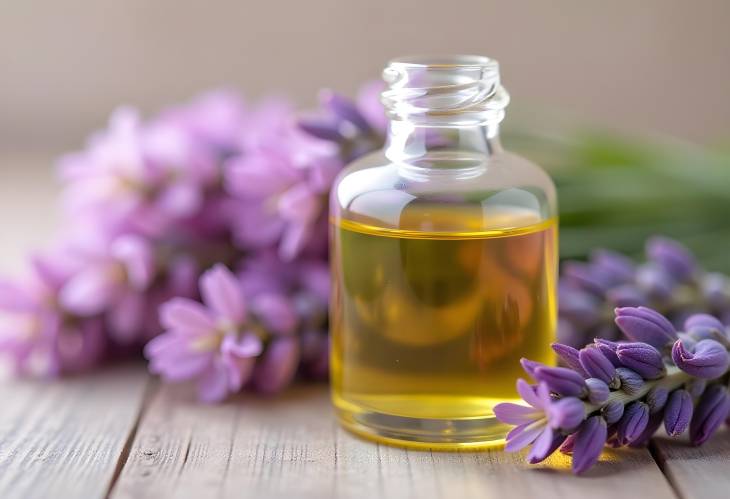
[330,206,557,449]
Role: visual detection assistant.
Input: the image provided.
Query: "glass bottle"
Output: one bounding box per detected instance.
[329,55,557,449]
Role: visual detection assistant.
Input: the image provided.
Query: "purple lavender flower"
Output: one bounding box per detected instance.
[615,342,665,379]
[144,264,302,402]
[557,238,730,349]
[617,402,650,445]
[664,389,693,436]
[594,338,622,366]
[551,343,587,375]
[671,339,730,379]
[578,347,617,386]
[498,306,730,474]
[495,380,582,463]
[690,384,730,445]
[533,365,587,397]
[615,306,677,349]
[0,255,106,376]
[571,416,608,474]
[646,236,697,283]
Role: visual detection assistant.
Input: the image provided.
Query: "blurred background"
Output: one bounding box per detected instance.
[1,0,729,268]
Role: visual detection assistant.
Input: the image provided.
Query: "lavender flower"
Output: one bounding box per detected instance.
[496,306,730,474]
[558,238,730,348]
[144,264,302,403]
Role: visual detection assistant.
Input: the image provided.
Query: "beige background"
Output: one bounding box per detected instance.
[1,0,729,153]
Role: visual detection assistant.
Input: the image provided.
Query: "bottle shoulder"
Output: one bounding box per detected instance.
[331,150,557,232]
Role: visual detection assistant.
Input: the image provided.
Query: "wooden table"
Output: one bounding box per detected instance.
[2,156,729,499]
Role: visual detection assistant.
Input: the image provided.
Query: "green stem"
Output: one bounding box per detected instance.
[584,366,695,415]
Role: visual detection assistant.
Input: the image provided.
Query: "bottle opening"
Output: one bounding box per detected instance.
[382,55,509,126]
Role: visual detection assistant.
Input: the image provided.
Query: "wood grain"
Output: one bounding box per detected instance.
[651,430,730,499]
[112,383,678,499]
[0,364,150,499]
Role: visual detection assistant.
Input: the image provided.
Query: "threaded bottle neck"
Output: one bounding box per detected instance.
[381,55,510,128]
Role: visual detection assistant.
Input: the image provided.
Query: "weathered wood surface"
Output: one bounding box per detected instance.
[110,383,680,499]
[0,366,149,499]
[652,432,730,499]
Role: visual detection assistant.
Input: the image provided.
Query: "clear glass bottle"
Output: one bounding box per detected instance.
[329,55,557,449]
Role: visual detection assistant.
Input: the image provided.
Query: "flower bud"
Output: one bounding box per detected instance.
[615,367,645,395]
[616,342,665,379]
[572,416,608,474]
[685,314,725,333]
[594,338,622,367]
[646,386,669,413]
[664,389,693,436]
[534,366,587,397]
[617,401,649,445]
[602,400,625,424]
[614,306,677,350]
[585,378,610,404]
[646,236,697,283]
[628,413,663,448]
[520,358,544,378]
[635,264,674,301]
[551,343,588,376]
[579,347,616,386]
[690,384,730,445]
[671,339,730,379]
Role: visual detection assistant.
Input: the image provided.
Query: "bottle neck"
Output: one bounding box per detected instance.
[385,120,502,165]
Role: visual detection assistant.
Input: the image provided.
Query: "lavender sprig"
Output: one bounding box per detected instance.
[559,238,730,347]
[495,306,730,474]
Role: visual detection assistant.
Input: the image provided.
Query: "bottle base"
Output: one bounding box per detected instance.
[334,405,509,451]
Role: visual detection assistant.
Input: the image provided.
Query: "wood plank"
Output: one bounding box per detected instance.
[0,364,149,499]
[112,383,677,499]
[651,430,730,499]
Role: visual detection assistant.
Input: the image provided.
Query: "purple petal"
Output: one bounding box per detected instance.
[220,335,258,391]
[551,343,589,376]
[615,367,645,395]
[664,389,693,436]
[690,384,730,445]
[516,378,542,408]
[494,403,543,426]
[534,366,586,397]
[594,339,622,367]
[572,416,608,474]
[59,263,120,316]
[528,432,566,464]
[251,293,299,335]
[671,339,730,379]
[615,306,677,349]
[505,421,546,452]
[685,314,725,333]
[616,342,665,379]
[579,347,616,385]
[617,402,650,444]
[200,264,247,324]
[547,397,586,431]
[159,297,216,336]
